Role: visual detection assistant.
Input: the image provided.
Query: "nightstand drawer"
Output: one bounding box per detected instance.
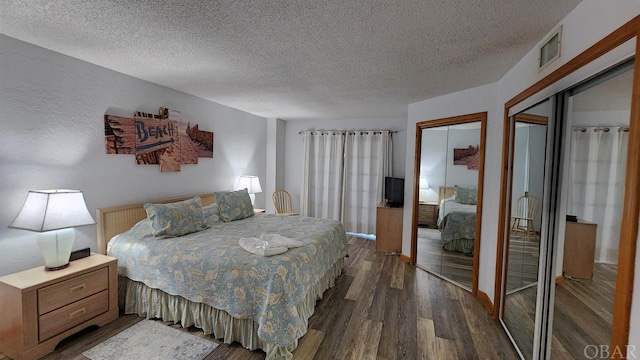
[38,267,108,315]
[418,210,434,220]
[418,203,438,227]
[39,290,109,342]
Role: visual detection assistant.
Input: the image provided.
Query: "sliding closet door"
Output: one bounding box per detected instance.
[500,100,551,360]
[548,60,633,360]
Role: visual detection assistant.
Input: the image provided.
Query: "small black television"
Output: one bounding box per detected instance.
[384,177,404,207]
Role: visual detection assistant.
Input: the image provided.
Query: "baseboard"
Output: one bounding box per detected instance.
[477,290,494,315]
[555,275,564,284]
[399,254,411,263]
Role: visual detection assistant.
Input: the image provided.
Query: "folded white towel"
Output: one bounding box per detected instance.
[259,233,303,248]
[239,238,288,257]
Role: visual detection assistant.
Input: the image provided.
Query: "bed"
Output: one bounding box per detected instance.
[437,186,477,255]
[96,192,348,360]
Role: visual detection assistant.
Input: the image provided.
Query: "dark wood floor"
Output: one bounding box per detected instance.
[416,228,540,293]
[1,236,519,360]
[416,227,474,289]
[550,263,616,359]
[503,263,616,360]
[505,235,540,292]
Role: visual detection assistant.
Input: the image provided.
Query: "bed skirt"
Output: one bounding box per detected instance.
[442,238,474,255]
[118,257,345,360]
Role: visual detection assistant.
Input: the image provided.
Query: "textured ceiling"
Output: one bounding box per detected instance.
[0,0,582,120]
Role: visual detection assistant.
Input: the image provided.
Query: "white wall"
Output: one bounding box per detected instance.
[572,110,631,127]
[0,35,267,276]
[265,118,286,213]
[406,82,498,298]
[283,118,407,213]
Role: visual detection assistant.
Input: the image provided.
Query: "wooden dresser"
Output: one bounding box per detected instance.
[563,220,597,279]
[376,205,403,253]
[418,202,439,227]
[0,254,118,360]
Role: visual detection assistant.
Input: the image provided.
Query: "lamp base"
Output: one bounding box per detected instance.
[37,228,75,271]
[45,263,70,271]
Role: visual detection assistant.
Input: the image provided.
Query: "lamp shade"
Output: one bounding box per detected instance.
[419,176,430,190]
[234,176,262,194]
[9,190,95,271]
[9,190,96,232]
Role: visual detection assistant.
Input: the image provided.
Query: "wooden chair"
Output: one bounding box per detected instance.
[272,190,299,216]
[510,193,540,241]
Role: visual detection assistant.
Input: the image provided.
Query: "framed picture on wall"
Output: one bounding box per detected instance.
[453,145,480,170]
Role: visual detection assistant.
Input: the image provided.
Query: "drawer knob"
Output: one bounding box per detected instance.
[69,284,86,294]
[69,307,86,319]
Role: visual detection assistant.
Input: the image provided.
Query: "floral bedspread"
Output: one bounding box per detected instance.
[439,210,476,254]
[107,213,347,348]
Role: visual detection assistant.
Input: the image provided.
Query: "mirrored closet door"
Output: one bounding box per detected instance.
[412,113,486,292]
[501,100,550,359]
[549,59,633,359]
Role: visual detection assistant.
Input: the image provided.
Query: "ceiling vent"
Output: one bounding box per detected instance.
[538,25,562,72]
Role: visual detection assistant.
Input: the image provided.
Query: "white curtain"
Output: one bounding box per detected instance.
[301,130,392,234]
[301,130,345,220]
[568,127,628,264]
[342,131,392,233]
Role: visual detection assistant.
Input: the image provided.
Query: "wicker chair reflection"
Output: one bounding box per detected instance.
[510,194,540,241]
[272,190,299,216]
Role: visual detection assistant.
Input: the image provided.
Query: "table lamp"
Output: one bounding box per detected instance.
[234,175,262,207]
[419,176,430,191]
[9,190,96,271]
[419,176,430,202]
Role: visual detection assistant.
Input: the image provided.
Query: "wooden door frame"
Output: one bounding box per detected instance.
[410,112,487,296]
[494,15,640,358]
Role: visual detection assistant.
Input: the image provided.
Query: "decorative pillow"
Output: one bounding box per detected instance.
[454,185,477,205]
[202,203,222,225]
[442,195,456,203]
[143,196,209,239]
[214,189,255,222]
[131,218,152,232]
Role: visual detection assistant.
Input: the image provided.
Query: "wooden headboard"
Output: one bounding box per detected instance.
[96,193,216,254]
[438,186,455,204]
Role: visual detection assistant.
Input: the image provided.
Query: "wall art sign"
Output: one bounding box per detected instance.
[104,107,214,172]
[453,145,480,170]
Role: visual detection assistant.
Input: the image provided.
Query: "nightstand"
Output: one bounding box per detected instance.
[418,202,439,227]
[0,254,118,360]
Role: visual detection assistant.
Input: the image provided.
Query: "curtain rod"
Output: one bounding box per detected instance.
[573,126,629,133]
[298,130,397,135]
